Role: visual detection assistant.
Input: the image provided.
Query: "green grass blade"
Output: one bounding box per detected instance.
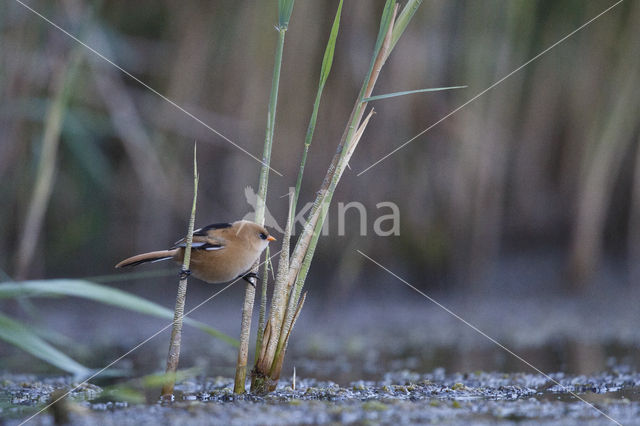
[372,0,396,63]
[344,0,395,165]
[293,0,343,214]
[95,368,201,404]
[0,280,238,346]
[0,312,91,378]
[390,0,423,51]
[278,0,295,29]
[358,0,396,95]
[142,369,197,388]
[319,0,343,88]
[86,268,176,283]
[363,86,467,102]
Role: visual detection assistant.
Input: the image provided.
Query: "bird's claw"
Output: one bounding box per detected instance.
[242,272,259,288]
[179,269,191,280]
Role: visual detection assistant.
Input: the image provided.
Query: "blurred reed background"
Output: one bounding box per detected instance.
[1,0,639,300]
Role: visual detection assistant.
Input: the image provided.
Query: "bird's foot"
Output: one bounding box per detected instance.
[242,272,259,288]
[179,269,191,280]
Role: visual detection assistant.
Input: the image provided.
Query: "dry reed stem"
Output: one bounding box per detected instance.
[233,282,255,393]
[255,248,271,360]
[257,192,294,373]
[160,275,189,399]
[269,292,306,382]
[161,144,198,398]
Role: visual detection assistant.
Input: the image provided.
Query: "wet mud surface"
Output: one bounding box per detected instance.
[2,369,639,425]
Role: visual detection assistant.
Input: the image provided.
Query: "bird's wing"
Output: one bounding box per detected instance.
[172,240,225,251]
[172,236,225,250]
[193,222,232,236]
[172,223,232,249]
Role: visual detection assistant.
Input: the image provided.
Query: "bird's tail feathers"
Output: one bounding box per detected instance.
[115,250,177,268]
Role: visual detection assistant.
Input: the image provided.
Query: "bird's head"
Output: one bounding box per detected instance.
[232,220,276,252]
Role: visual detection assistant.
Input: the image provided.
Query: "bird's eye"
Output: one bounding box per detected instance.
[259,232,268,240]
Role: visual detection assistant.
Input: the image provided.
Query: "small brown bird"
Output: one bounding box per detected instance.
[115,220,276,284]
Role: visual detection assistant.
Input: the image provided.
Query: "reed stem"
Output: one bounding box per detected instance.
[234,4,294,392]
[161,143,199,399]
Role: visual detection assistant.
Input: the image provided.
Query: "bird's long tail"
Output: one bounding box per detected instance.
[115,249,178,268]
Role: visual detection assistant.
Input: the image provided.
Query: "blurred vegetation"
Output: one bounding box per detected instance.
[1,0,639,297]
[0,279,236,375]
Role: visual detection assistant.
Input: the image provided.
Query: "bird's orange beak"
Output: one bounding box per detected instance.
[267,235,276,242]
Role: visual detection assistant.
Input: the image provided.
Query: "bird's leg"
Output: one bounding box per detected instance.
[242,272,259,288]
[179,268,191,280]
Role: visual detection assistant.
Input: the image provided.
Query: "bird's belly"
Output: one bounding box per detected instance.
[189,251,256,284]
[192,268,237,284]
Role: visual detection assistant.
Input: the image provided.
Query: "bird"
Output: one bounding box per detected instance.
[115,220,276,285]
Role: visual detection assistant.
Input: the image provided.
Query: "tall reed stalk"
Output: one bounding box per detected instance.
[233,0,295,394]
[250,0,425,394]
[161,144,199,399]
